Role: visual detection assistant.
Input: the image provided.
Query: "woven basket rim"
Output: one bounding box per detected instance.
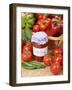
[48,34,63,41]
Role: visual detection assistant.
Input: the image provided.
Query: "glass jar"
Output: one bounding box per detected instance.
[31,32,48,62]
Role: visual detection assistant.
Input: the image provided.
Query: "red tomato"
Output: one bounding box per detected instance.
[53,54,63,65]
[45,18,51,24]
[39,24,48,31]
[35,13,48,20]
[23,42,33,53]
[50,63,61,75]
[43,55,52,65]
[37,18,51,31]
[22,51,32,62]
[52,48,63,55]
[38,14,44,20]
[35,13,43,19]
[33,24,40,32]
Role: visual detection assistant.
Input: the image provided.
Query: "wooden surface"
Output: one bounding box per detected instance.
[21,66,63,77]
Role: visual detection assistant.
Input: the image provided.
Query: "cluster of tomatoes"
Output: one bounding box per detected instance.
[33,13,63,37]
[22,42,63,75]
[43,48,63,75]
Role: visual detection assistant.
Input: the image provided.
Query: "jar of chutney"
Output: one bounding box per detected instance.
[31,32,48,62]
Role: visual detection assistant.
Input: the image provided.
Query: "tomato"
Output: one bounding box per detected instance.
[23,42,33,53]
[33,24,40,32]
[52,48,63,55]
[37,18,51,31]
[22,51,32,62]
[39,24,48,31]
[22,42,33,62]
[38,14,44,20]
[53,54,63,65]
[50,63,61,75]
[35,13,43,19]
[35,13,48,20]
[45,18,51,24]
[43,55,52,65]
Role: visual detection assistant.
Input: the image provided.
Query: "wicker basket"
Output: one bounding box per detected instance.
[48,34,63,49]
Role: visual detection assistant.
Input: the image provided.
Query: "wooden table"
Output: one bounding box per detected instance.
[21,66,63,77]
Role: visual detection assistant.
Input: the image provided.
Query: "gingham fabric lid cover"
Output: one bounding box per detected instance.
[31,32,48,45]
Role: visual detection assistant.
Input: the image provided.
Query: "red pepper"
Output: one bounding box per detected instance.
[47,16,63,36]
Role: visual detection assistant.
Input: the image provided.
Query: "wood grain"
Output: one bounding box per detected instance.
[21,66,63,77]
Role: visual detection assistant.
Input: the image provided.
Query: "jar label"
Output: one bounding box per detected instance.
[33,47,48,57]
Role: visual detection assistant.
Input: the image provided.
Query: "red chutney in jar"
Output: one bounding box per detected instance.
[31,32,48,62]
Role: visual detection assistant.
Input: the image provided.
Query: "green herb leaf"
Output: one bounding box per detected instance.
[24,28,32,41]
[21,16,26,28]
[21,13,35,29]
[21,29,26,41]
